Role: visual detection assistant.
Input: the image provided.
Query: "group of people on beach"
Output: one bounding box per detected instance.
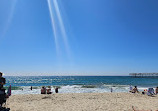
[30,85,59,94]
[41,86,58,94]
[129,85,158,95]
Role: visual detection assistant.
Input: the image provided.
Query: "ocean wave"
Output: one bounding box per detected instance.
[4,86,22,90]
[4,84,155,95]
[81,85,96,88]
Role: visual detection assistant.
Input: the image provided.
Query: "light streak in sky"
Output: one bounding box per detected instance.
[53,0,71,58]
[47,0,60,56]
[47,0,72,60]
[1,0,17,41]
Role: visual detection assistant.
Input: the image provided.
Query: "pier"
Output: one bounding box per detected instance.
[129,73,158,77]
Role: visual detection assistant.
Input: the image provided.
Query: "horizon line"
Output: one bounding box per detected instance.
[4,75,130,77]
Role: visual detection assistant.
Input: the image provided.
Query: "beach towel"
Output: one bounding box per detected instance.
[147,88,154,96]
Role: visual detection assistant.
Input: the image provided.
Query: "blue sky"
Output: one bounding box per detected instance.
[0,0,158,76]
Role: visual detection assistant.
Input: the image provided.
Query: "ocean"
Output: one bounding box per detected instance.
[4,76,158,94]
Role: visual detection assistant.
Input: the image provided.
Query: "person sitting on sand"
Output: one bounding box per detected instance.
[41,86,46,94]
[155,87,158,94]
[142,89,147,95]
[47,86,52,94]
[131,86,139,93]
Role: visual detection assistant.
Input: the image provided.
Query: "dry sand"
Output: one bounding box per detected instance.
[5,93,158,111]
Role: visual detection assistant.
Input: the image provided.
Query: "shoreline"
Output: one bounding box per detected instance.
[6,92,158,111]
[6,85,156,95]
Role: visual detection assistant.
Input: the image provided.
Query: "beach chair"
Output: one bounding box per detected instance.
[147,88,155,96]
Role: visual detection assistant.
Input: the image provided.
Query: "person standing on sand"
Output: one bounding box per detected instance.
[155,87,158,94]
[130,85,133,91]
[110,87,113,93]
[55,87,58,93]
[0,72,6,90]
[7,85,11,96]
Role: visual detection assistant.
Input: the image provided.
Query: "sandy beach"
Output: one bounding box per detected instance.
[5,93,158,111]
